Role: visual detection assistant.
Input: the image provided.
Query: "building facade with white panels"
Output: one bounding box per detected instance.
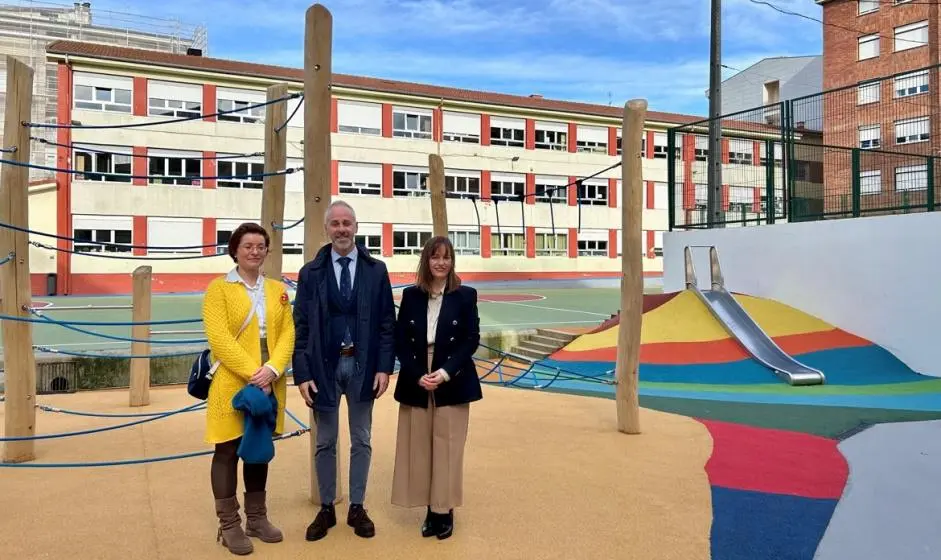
[33,40,769,295]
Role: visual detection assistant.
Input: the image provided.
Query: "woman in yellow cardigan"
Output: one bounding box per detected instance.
[201,222,295,556]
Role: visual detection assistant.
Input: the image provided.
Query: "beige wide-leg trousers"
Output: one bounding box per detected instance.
[391,345,470,514]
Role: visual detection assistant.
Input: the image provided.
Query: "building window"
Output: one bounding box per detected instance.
[858,34,879,60]
[576,125,608,154]
[616,130,646,156]
[577,181,608,206]
[444,172,480,198]
[72,216,133,253]
[490,117,525,147]
[393,107,433,139]
[337,100,382,135]
[491,232,525,256]
[895,164,926,191]
[858,0,878,15]
[534,178,568,204]
[895,20,928,52]
[895,116,929,144]
[694,135,708,161]
[73,145,132,182]
[535,232,567,256]
[728,139,753,164]
[354,233,382,253]
[448,230,480,255]
[859,124,881,149]
[217,87,265,124]
[392,168,428,197]
[857,81,880,105]
[860,170,881,195]
[652,133,668,158]
[577,239,608,257]
[442,111,480,143]
[759,142,782,167]
[338,162,382,196]
[147,217,202,254]
[73,72,132,113]
[217,159,264,189]
[393,230,432,255]
[534,121,568,150]
[491,175,525,202]
[148,80,202,118]
[148,150,202,186]
[895,70,929,98]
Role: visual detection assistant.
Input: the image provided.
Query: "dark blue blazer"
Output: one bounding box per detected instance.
[291,243,396,411]
[393,284,482,409]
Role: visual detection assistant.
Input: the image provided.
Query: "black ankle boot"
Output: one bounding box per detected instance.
[421,507,437,538]
[436,509,453,540]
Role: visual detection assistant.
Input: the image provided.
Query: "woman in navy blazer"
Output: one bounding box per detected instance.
[391,236,482,540]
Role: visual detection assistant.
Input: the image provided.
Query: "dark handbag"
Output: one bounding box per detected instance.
[188,285,262,400]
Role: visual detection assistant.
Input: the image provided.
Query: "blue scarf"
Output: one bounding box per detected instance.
[231,385,278,464]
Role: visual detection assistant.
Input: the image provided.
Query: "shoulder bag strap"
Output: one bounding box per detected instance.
[209,280,265,374]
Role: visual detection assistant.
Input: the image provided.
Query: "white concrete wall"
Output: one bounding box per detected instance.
[27,182,57,274]
[663,212,941,376]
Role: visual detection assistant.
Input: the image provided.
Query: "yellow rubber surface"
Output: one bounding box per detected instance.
[564,290,838,352]
[0,383,713,560]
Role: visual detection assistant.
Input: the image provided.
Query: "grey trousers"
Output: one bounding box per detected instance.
[312,355,374,506]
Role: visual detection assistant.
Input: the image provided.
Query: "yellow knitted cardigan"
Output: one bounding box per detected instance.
[201,275,295,444]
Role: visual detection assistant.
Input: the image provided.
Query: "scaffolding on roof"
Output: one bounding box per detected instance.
[0,1,209,179]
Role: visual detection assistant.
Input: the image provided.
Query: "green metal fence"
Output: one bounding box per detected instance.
[667,61,941,230]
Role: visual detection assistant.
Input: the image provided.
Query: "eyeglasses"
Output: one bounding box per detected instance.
[240,244,268,254]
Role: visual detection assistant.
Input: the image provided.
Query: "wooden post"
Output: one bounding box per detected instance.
[615,99,645,435]
[428,154,447,237]
[0,55,37,463]
[304,3,342,505]
[129,265,152,406]
[261,83,288,280]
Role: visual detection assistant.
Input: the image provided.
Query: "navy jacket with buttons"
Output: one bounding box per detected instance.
[291,243,396,412]
[393,284,483,409]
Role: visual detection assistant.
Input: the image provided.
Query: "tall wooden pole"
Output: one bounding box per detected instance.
[0,55,37,462]
[615,99,645,435]
[128,265,152,406]
[428,154,447,237]
[304,3,342,505]
[261,83,288,280]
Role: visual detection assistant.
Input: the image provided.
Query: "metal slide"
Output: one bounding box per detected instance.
[684,246,825,386]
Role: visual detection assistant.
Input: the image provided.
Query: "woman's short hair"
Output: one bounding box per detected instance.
[227,222,270,262]
[416,236,461,294]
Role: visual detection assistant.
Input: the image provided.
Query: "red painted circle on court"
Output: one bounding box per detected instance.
[478,293,544,302]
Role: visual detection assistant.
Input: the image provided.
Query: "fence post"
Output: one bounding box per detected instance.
[666,129,676,231]
[304,3,342,506]
[927,155,935,212]
[428,153,448,237]
[782,100,793,221]
[765,139,775,225]
[129,265,152,406]
[850,149,861,218]
[0,55,37,463]
[261,83,289,279]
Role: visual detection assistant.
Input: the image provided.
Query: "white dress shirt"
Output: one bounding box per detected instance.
[331,247,357,291]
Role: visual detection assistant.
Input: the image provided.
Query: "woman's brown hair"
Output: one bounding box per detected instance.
[227,222,270,262]
[415,236,461,294]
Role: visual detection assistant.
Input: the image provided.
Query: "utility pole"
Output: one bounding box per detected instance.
[708,0,723,227]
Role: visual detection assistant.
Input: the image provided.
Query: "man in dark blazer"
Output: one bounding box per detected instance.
[292,200,395,542]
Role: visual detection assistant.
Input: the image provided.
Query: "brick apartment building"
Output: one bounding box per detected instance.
[817,0,939,214]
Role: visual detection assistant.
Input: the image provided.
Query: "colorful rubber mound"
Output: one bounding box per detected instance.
[522,290,941,559]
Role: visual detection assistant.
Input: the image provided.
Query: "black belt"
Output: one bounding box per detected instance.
[339,345,355,357]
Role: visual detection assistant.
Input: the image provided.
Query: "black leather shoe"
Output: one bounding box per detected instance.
[347,504,376,538]
[421,507,437,538]
[436,509,453,540]
[305,504,336,541]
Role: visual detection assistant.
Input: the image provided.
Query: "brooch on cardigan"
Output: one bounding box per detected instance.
[280,292,289,305]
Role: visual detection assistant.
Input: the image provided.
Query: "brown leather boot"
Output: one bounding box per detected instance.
[215,496,253,555]
[244,491,283,543]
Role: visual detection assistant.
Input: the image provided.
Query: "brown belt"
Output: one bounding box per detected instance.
[339,345,355,357]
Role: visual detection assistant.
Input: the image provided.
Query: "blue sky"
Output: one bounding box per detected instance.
[87,0,822,117]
